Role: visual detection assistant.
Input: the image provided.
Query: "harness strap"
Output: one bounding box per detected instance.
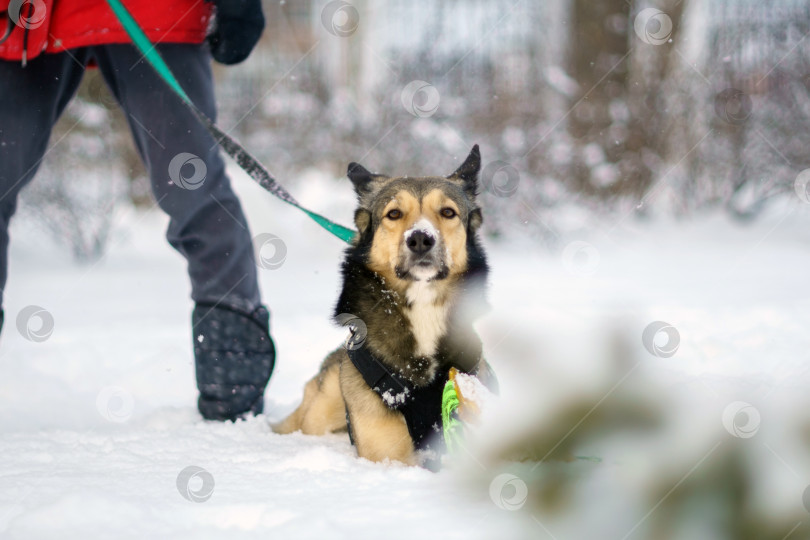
[347,346,448,455]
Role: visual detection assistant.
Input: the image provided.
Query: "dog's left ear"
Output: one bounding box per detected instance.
[447,144,481,198]
[468,207,483,231]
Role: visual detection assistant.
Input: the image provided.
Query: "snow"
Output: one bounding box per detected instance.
[405,218,438,242]
[453,372,492,414]
[2,167,810,538]
[380,388,409,407]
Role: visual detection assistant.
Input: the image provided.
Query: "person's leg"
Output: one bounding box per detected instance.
[0,51,89,319]
[92,44,260,312]
[91,43,274,420]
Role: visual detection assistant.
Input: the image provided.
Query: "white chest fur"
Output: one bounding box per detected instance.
[404,281,448,357]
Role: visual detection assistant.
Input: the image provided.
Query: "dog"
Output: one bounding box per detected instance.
[274,145,495,468]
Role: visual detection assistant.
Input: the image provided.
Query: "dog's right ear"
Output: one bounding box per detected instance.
[347,162,387,198]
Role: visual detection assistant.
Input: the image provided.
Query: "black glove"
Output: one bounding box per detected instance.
[207,0,265,65]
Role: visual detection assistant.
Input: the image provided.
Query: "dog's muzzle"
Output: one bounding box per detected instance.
[397,228,447,281]
[406,230,435,255]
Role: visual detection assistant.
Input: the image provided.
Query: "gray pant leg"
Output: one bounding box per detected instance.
[92,43,261,314]
[0,51,90,307]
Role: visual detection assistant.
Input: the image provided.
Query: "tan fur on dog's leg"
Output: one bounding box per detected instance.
[274,349,347,435]
[272,376,317,434]
[299,360,346,434]
[341,359,415,465]
[351,406,414,465]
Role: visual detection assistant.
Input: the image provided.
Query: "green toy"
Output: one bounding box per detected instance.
[442,376,464,452]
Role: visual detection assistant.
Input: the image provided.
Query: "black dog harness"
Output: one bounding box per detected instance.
[346,346,449,457]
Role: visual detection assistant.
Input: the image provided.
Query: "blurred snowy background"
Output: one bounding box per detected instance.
[22,0,810,254]
[5,0,810,539]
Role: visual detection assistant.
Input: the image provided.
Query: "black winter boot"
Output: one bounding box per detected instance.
[192,303,276,421]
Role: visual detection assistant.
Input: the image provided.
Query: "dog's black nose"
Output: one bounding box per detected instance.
[407,231,435,254]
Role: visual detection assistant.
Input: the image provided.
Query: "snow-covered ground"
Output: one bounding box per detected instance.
[1,167,810,539]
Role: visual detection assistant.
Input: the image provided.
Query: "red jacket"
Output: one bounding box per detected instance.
[0,0,213,62]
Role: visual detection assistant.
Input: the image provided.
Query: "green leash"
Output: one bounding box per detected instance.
[105,0,356,244]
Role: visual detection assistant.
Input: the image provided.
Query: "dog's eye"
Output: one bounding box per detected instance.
[386,209,403,220]
[440,207,457,219]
